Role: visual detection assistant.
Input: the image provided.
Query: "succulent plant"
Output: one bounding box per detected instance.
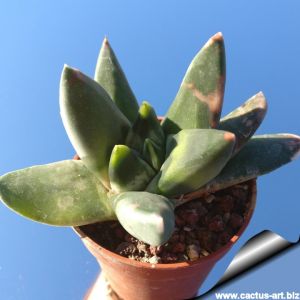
[0,33,299,247]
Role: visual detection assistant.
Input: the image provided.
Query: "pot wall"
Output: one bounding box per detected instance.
[74,179,256,300]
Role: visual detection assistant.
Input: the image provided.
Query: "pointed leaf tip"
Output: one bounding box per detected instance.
[195,133,300,194]
[112,192,175,246]
[284,133,300,161]
[61,65,83,83]
[60,66,130,187]
[0,160,115,226]
[62,64,78,72]
[109,145,156,193]
[224,131,236,142]
[125,102,165,152]
[61,64,72,77]
[156,129,235,197]
[219,92,268,154]
[95,38,139,123]
[209,32,224,43]
[103,36,109,46]
[258,91,264,96]
[292,147,300,161]
[162,33,226,134]
[140,101,152,118]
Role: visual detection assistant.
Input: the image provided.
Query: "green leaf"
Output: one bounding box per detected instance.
[164,134,176,158]
[197,134,300,193]
[148,128,235,197]
[60,65,130,188]
[219,92,267,154]
[109,145,156,193]
[0,160,116,226]
[162,32,226,134]
[143,138,165,170]
[125,101,165,152]
[94,38,139,123]
[112,192,175,246]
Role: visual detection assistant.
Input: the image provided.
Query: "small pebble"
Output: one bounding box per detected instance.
[218,195,235,213]
[187,231,196,239]
[218,231,231,245]
[137,243,147,254]
[223,212,231,223]
[208,215,225,232]
[229,213,244,229]
[124,233,135,243]
[169,233,180,243]
[149,255,160,264]
[183,210,199,227]
[149,245,163,256]
[205,194,215,203]
[175,216,185,227]
[235,184,248,190]
[183,226,192,232]
[231,187,248,200]
[171,242,186,253]
[115,242,136,256]
[179,232,186,243]
[162,253,178,263]
[198,230,216,251]
[187,245,199,261]
[92,181,251,264]
[200,249,210,257]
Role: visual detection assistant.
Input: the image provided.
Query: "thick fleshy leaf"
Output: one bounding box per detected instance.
[193,134,300,194]
[126,101,165,152]
[147,128,235,197]
[164,134,176,158]
[219,92,267,154]
[109,145,156,193]
[112,192,175,246]
[162,32,226,134]
[0,160,116,226]
[143,138,165,170]
[60,65,130,188]
[94,38,139,123]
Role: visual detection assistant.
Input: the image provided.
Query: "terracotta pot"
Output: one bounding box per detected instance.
[73,179,257,300]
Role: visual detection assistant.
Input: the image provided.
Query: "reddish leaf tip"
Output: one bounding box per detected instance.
[102,36,110,47]
[224,131,236,142]
[203,32,224,50]
[211,32,223,41]
[255,91,268,109]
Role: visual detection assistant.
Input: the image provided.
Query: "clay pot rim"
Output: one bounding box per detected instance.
[73,179,257,270]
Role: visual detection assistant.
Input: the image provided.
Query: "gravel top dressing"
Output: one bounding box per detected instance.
[81,181,251,264]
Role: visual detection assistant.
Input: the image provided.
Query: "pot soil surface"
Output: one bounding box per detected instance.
[81,181,251,264]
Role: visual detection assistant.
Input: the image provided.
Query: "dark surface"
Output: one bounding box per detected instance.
[81,181,251,264]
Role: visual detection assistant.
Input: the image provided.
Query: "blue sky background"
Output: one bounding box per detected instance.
[0,1,299,299]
